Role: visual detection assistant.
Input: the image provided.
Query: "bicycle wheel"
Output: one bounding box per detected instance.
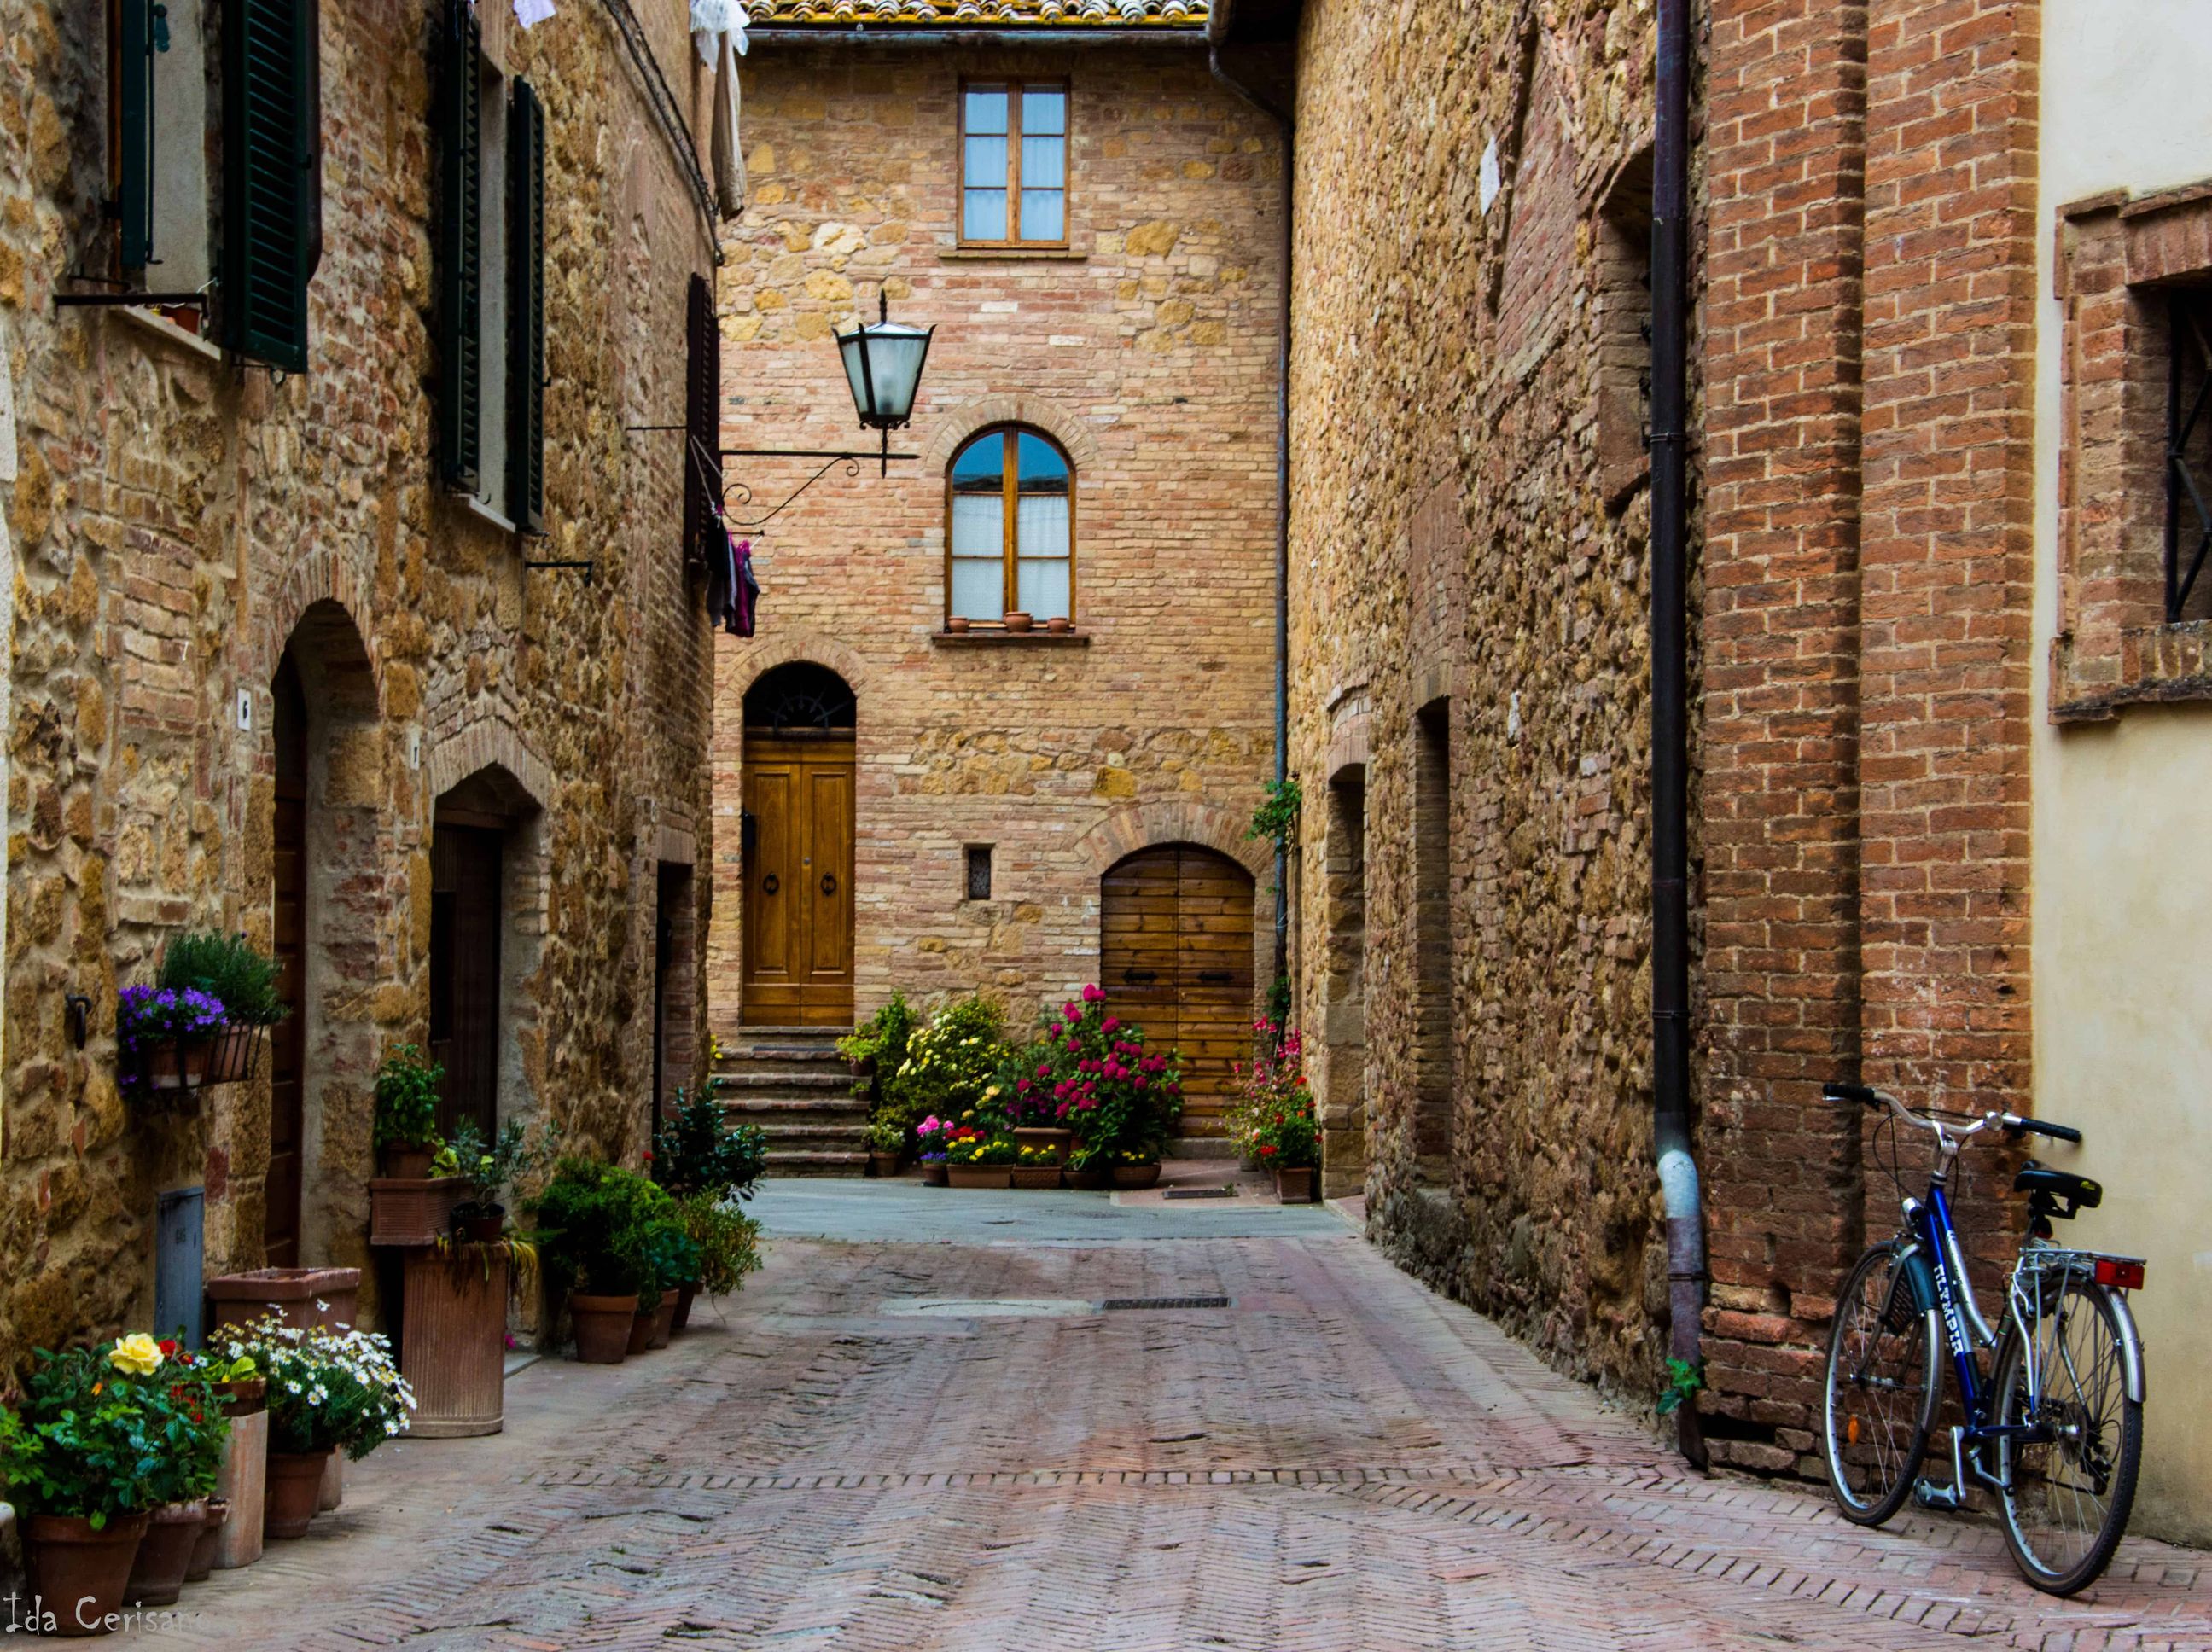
[1823,1242,1940,1525]
[1992,1275,2143,1595]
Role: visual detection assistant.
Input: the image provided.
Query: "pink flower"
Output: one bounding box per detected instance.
[1066,1037,1080,1052]
[1102,1016,1120,1033]
[1036,1063,1051,1079]
[1078,1096,1097,1111]
[1064,1002,1081,1023]
[1134,1074,1148,1090]
[1083,983,1105,1003]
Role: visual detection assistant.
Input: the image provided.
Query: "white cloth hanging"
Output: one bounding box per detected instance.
[710,25,747,219]
[691,0,748,62]
[514,0,556,28]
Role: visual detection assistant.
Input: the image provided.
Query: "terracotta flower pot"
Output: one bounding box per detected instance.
[1275,1166,1317,1204]
[1045,615,1072,633]
[382,1143,437,1179]
[569,1293,637,1364]
[1064,1165,1110,1190]
[1009,1165,1062,1190]
[23,1510,149,1637]
[202,1023,265,1085]
[626,1306,657,1357]
[671,1281,699,1332]
[218,1374,267,1416]
[264,1449,334,1540]
[207,1266,361,1335]
[1111,1163,1161,1190]
[367,1176,467,1247]
[1010,1127,1073,1161]
[946,1165,1011,1189]
[184,1499,227,1583]
[1003,611,1034,632]
[867,1150,902,1178]
[137,1038,212,1092]
[459,1207,506,1244]
[645,1295,677,1350]
[125,1499,207,1607]
[946,615,971,634]
[921,1160,948,1186]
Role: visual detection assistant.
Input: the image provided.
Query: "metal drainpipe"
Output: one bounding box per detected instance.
[1206,47,1294,988]
[1650,0,1708,1469]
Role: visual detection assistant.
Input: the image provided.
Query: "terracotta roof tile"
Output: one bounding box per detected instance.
[745,0,1207,29]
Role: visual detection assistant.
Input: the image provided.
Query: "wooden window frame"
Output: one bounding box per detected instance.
[943,423,1078,627]
[958,78,1071,251]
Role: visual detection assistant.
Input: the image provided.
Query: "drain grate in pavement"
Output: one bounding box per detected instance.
[1099,1295,1231,1311]
[1161,1187,1237,1201]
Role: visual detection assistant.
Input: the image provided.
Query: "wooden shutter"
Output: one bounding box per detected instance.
[435,0,482,492]
[506,79,546,532]
[115,0,155,273]
[220,0,319,371]
[684,272,721,568]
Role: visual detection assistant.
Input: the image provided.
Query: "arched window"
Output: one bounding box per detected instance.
[946,425,1074,625]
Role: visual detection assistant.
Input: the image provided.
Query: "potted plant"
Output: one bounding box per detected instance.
[209,1316,414,1539]
[650,1088,768,1202]
[0,1338,180,1637]
[1005,985,1182,1184]
[837,992,918,1114]
[124,1341,234,1608]
[1010,1142,1063,1190]
[864,1114,906,1178]
[158,930,286,1085]
[445,1116,546,1242]
[1226,1017,1306,1167]
[373,1044,445,1178]
[882,995,1010,1148]
[675,1191,765,1328]
[529,1159,672,1364]
[1253,1088,1320,1202]
[945,1131,1016,1189]
[631,1219,701,1352]
[915,1116,952,1186]
[117,984,229,1101]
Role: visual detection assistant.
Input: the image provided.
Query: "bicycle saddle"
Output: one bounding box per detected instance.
[2014,1160,2101,1216]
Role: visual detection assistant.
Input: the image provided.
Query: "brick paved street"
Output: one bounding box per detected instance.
[130,1185,2212,1650]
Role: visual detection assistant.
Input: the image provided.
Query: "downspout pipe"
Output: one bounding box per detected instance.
[1650,0,1708,1469]
[1207,47,1294,990]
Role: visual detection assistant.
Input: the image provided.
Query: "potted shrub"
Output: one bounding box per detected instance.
[631,1219,701,1352]
[945,1131,1016,1189]
[1006,985,1182,1183]
[915,1116,952,1186]
[158,930,285,1085]
[1254,1090,1321,1202]
[864,1115,906,1178]
[650,1088,767,1202]
[1010,1142,1062,1190]
[675,1191,765,1329]
[837,992,918,1114]
[1226,1018,1306,1167]
[209,1316,414,1539]
[0,1338,183,1637]
[373,1044,445,1178]
[117,984,228,1101]
[445,1116,548,1242]
[529,1159,672,1364]
[123,1342,235,1608]
[882,995,1010,1148]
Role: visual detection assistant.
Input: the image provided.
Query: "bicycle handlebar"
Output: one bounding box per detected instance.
[1820,1080,2083,1148]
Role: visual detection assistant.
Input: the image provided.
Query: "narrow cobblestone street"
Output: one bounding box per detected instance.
[133,1186,2212,1651]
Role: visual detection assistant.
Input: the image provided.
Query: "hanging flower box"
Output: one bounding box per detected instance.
[118,985,228,1105]
[203,1021,269,1085]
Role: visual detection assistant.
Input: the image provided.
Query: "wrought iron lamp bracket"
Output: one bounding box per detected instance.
[715,438,917,532]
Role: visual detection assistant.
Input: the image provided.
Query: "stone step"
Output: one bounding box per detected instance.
[714,1070,851,1093]
[757,1120,867,1143]
[722,1093,868,1115]
[764,1149,869,1177]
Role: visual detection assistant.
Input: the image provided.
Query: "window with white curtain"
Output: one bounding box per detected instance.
[946,427,1074,626]
[961,81,1068,247]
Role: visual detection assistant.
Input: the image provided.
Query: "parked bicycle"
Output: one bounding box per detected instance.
[1818,1080,2146,1596]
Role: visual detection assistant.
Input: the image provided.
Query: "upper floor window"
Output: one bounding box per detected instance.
[961,82,1067,247]
[948,426,1073,625]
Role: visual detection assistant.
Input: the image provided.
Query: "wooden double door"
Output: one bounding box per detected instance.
[1100,844,1256,1140]
[742,733,855,1026]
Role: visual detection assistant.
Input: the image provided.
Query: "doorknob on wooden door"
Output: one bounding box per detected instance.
[820,874,837,896]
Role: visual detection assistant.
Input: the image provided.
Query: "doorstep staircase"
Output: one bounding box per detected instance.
[711,1026,865,1177]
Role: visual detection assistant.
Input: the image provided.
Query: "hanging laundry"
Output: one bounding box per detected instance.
[710,25,747,219]
[732,536,760,638]
[514,0,556,27]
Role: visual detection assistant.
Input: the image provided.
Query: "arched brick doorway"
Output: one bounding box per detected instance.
[1100,844,1255,1143]
[741,663,855,1027]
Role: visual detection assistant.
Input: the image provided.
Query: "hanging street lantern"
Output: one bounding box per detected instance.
[835,289,934,468]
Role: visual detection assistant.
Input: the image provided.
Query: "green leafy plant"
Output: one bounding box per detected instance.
[1246,777,1303,853]
[1656,1357,1704,1417]
[210,1317,414,1459]
[1249,1092,1319,1170]
[885,996,1010,1132]
[1228,1019,1313,1166]
[445,1116,546,1208]
[0,1340,200,1527]
[635,1219,701,1310]
[1006,985,1181,1166]
[864,1115,906,1155]
[838,992,919,1111]
[158,931,287,1027]
[680,1192,765,1300]
[528,1158,679,1301]
[650,1089,767,1200]
[373,1044,445,1153]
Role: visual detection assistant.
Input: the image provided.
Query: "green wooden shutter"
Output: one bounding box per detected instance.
[116,0,156,273]
[436,0,482,493]
[684,273,720,568]
[220,0,318,371]
[507,79,546,533]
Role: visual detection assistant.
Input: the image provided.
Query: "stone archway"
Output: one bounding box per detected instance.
[269,599,385,1275]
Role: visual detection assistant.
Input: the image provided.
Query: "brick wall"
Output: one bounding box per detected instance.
[706,43,1283,1038]
[0,0,715,1358]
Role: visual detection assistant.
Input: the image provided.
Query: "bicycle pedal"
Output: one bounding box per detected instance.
[1912,1477,1965,1512]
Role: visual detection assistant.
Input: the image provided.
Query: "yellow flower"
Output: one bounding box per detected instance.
[109,1333,164,1376]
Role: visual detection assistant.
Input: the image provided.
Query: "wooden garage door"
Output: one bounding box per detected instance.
[1100,845,1255,1139]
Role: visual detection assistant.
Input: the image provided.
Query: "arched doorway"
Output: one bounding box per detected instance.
[1100,844,1255,1142]
[742,663,855,1027]
[267,600,381,1269]
[428,764,545,1142]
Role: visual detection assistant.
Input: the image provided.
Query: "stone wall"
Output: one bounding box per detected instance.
[0,0,716,1361]
[1285,0,1671,1397]
[707,42,1283,1037]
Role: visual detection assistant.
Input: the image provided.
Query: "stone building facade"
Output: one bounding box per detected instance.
[1235,0,2211,1541]
[0,0,719,1359]
[708,0,1284,1143]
